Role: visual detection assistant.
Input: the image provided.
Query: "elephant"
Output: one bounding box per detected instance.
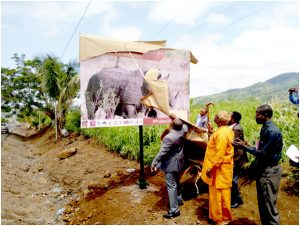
[85,66,173,120]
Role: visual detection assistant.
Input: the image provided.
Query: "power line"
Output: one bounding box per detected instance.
[149,0,195,40]
[203,2,273,40]
[186,1,244,34]
[60,1,91,59]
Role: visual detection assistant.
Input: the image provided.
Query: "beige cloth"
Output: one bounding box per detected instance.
[141,71,207,147]
[79,34,198,64]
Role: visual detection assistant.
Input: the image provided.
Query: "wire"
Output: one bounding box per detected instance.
[60,1,91,59]
[204,1,273,40]
[149,0,195,40]
[186,1,244,34]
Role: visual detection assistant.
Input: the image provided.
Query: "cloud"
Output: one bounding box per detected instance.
[181,25,299,97]
[2,1,115,38]
[101,26,142,41]
[170,2,299,98]
[206,13,232,27]
[147,1,211,26]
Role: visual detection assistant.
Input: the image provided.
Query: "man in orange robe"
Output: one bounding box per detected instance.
[201,111,234,225]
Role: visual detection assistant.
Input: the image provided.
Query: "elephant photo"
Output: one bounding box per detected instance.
[85,66,177,120]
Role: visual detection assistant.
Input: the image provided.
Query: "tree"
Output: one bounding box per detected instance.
[38,55,79,139]
[1,54,46,119]
[1,54,80,139]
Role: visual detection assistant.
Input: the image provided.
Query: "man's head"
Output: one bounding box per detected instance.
[229,111,242,125]
[200,108,207,116]
[289,88,298,94]
[172,118,183,131]
[214,111,231,126]
[255,104,273,124]
[169,113,177,120]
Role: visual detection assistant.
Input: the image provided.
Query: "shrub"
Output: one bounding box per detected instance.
[65,107,81,133]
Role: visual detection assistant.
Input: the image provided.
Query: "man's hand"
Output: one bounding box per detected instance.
[233,138,246,149]
[206,168,212,178]
[151,166,157,172]
[207,122,214,134]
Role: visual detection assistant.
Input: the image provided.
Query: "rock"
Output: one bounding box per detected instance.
[61,176,74,185]
[36,164,44,172]
[56,208,65,217]
[126,168,135,173]
[52,187,62,198]
[58,147,77,159]
[61,129,68,137]
[103,170,111,178]
[63,216,70,222]
[64,205,73,214]
[85,168,94,174]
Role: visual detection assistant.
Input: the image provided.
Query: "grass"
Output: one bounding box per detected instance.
[67,99,298,166]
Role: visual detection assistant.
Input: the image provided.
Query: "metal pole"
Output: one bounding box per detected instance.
[138,125,148,189]
[39,111,41,131]
[55,103,57,141]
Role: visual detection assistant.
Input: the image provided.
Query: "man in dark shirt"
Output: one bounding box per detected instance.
[234,104,283,225]
[229,111,247,208]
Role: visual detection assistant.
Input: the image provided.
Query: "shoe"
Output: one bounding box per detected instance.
[163,211,180,219]
[216,220,230,225]
[178,200,184,206]
[231,203,239,208]
[231,198,244,208]
[238,199,243,206]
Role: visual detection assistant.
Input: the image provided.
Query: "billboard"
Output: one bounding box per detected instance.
[80,37,191,128]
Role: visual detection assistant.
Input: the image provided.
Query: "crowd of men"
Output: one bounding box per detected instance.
[150,88,298,225]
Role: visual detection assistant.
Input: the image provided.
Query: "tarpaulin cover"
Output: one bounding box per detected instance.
[80,34,198,64]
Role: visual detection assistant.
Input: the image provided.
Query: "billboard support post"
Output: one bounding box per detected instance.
[138,125,148,189]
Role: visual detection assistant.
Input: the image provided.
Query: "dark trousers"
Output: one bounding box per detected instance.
[165,172,182,214]
[231,166,243,205]
[256,165,282,225]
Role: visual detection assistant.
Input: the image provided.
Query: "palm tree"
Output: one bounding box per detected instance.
[38,55,79,139]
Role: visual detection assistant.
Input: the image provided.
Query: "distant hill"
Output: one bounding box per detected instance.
[192,72,299,105]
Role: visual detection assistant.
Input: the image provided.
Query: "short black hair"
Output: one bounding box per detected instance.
[232,111,242,123]
[257,104,273,118]
[172,118,183,131]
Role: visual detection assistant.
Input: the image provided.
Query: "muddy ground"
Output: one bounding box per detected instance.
[1,127,299,225]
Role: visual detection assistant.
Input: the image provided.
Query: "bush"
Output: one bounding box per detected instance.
[65,108,81,133]
[79,99,298,168]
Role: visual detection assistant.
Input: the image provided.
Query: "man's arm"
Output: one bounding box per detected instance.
[151,136,172,169]
[240,131,278,159]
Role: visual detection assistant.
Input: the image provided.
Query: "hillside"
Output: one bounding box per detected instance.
[193,72,299,105]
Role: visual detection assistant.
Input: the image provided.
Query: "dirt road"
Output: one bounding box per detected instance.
[1,129,299,225]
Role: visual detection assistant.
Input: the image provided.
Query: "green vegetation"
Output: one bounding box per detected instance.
[65,107,81,133]
[66,99,298,166]
[1,54,79,139]
[193,72,299,105]
[2,54,298,168]
[80,124,166,165]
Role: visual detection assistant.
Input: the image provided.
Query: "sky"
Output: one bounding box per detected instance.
[1,0,299,98]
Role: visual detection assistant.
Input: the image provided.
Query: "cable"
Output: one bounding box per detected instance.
[149,0,195,40]
[60,1,91,59]
[186,1,244,34]
[204,1,273,40]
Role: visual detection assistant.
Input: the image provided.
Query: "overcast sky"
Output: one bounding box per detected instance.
[1,0,299,97]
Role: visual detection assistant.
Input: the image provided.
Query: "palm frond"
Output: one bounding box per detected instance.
[58,74,80,111]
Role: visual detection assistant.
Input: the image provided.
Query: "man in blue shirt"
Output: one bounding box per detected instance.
[234,104,283,225]
[289,88,299,105]
[195,107,208,130]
